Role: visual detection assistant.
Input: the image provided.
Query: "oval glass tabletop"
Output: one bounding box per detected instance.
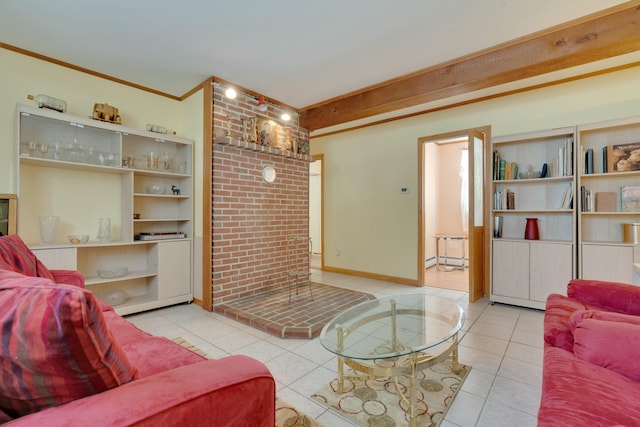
[319,294,464,360]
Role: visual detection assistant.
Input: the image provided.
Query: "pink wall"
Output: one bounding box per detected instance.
[425,141,468,262]
[436,142,466,234]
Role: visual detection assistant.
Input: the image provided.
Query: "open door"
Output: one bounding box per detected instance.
[418,127,489,301]
[467,129,486,302]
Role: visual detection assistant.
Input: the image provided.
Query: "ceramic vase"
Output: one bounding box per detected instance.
[524,218,539,240]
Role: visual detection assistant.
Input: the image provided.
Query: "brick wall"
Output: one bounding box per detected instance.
[211,83,312,305]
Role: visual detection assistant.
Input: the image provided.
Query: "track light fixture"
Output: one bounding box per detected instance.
[257,95,268,112]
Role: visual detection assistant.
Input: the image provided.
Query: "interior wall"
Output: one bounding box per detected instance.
[436,142,468,261]
[0,49,193,194]
[423,141,468,268]
[424,143,437,265]
[0,47,205,296]
[180,88,205,301]
[0,47,202,192]
[310,65,640,283]
[211,84,312,305]
[309,160,322,255]
[436,142,465,233]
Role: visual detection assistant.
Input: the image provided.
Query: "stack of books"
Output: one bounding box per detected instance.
[492,151,518,180]
[494,188,515,210]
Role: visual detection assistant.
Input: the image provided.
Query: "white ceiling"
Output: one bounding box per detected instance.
[0,0,630,112]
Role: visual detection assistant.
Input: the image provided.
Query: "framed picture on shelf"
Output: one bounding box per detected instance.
[606,142,640,172]
[256,116,279,148]
[0,194,17,236]
[621,186,640,212]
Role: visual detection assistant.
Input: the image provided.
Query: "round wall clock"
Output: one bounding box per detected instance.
[261,165,276,183]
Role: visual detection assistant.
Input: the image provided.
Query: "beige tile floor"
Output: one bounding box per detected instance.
[126,269,543,427]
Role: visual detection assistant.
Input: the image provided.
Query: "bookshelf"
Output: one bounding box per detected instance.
[490,127,576,309]
[577,115,640,283]
[16,104,194,315]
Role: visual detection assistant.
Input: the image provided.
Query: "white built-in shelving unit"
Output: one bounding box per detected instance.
[490,127,576,309]
[577,115,640,284]
[16,104,193,315]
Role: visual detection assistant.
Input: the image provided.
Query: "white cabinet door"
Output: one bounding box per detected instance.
[530,242,573,302]
[492,240,529,299]
[581,244,634,283]
[32,248,77,270]
[157,240,192,299]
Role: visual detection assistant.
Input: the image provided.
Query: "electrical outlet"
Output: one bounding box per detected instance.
[400,187,410,194]
[336,249,341,256]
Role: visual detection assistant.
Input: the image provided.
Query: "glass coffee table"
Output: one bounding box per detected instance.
[319,294,464,427]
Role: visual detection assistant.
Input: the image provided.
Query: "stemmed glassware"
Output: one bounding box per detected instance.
[37,143,49,159]
[28,141,38,157]
[52,140,62,160]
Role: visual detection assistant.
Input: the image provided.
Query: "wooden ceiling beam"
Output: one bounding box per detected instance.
[299,2,640,132]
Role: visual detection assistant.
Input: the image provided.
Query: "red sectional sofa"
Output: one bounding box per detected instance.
[539,279,640,426]
[0,235,275,426]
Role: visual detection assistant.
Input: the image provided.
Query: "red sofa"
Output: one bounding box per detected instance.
[539,279,640,426]
[0,235,275,426]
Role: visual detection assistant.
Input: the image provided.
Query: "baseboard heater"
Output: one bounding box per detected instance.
[425,256,469,268]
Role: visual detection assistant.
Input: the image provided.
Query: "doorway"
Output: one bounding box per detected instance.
[309,154,323,269]
[418,128,490,302]
[423,138,469,292]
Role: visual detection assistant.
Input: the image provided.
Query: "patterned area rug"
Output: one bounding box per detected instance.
[172,337,210,357]
[173,338,323,427]
[275,399,323,427]
[311,358,471,427]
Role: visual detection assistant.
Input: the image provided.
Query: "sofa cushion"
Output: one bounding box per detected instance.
[568,279,640,316]
[538,345,640,426]
[121,336,206,377]
[0,270,138,418]
[572,317,640,382]
[101,309,153,347]
[0,234,55,281]
[569,309,640,330]
[543,293,588,351]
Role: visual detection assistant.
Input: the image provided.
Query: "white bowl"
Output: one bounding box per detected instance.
[101,289,127,306]
[97,266,129,278]
[68,234,89,244]
[146,185,164,194]
[519,171,541,179]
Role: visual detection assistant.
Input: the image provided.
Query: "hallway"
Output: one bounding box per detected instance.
[425,265,468,292]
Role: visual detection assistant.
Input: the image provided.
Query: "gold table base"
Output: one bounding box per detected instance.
[334,301,461,427]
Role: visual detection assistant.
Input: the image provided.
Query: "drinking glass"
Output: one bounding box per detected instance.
[39,216,59,244]
[38,143,49,159]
